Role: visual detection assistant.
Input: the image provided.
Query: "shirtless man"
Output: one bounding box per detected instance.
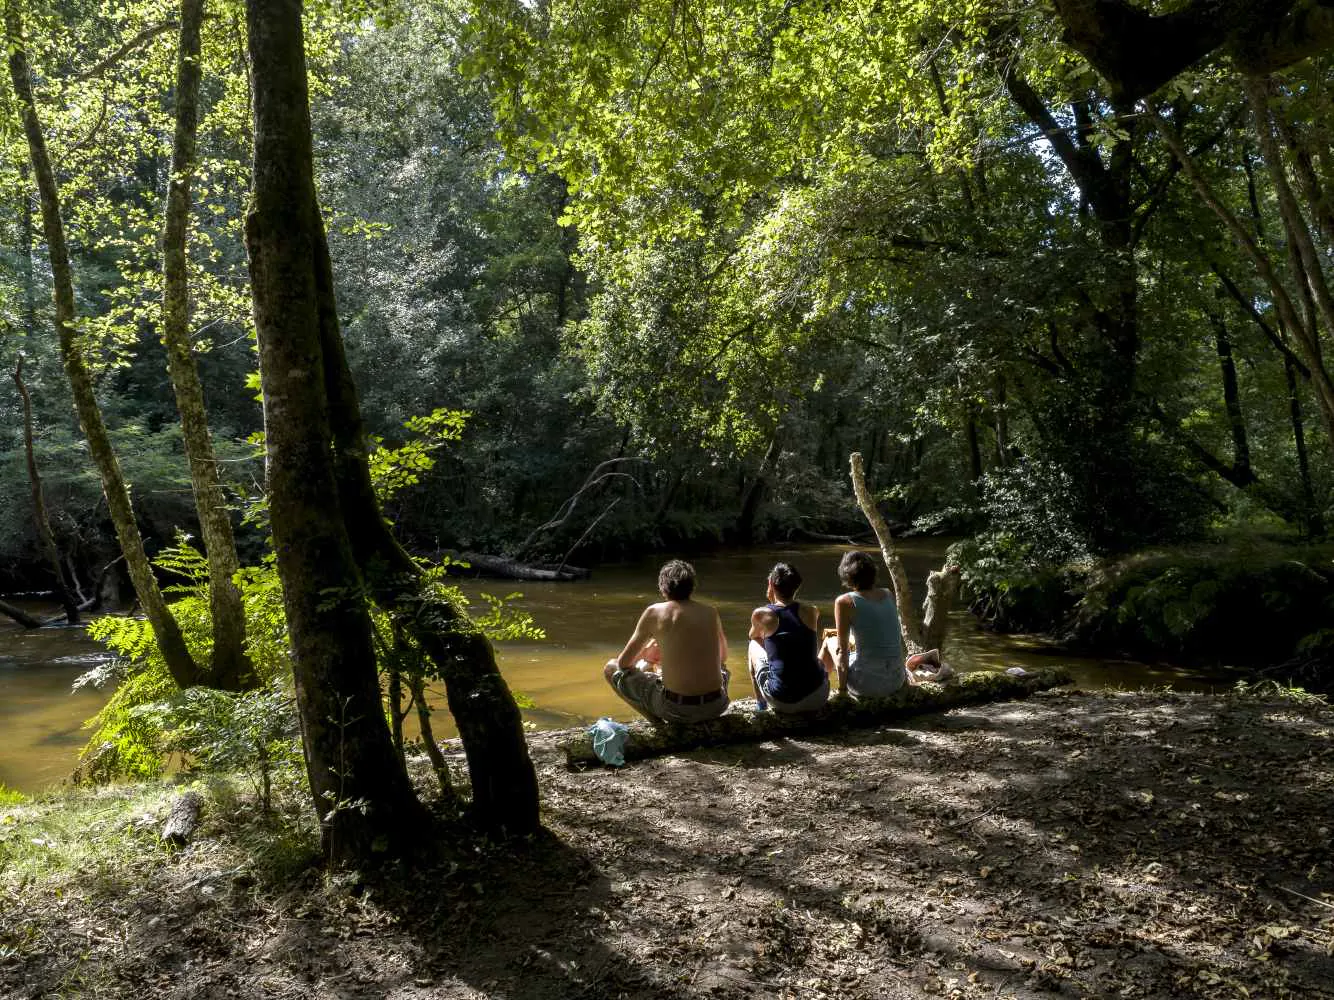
[603,559,730,724]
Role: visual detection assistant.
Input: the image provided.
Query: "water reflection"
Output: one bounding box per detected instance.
[0,543,1236,792]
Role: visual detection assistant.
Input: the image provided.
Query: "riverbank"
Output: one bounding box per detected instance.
[3,688,1332,998]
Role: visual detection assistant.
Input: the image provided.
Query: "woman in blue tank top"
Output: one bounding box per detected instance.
[747,562,829,712]
[818,551,908,698]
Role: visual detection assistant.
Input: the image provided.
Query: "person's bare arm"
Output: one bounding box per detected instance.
[716,609,728,665]
[748,607,776,642]
[834,595,854,694]
[609,607,658,671]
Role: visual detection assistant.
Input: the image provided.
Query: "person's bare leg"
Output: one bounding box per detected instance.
[819,635,839,675]
[748,640,769,709]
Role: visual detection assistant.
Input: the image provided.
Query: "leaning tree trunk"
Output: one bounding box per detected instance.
[847,453,960,657]
[244,0,427,863]
[0,599,43,629]
[13,356,79,623]
[5,2,200,685]
[313,217,539,836]
[162,0,252,691]
[847,452,925,654]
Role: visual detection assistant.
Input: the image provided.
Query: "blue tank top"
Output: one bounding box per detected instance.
[762,602,823,701]
[850,592,903,666]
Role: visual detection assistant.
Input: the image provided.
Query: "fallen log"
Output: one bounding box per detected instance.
[561,666,1074,767]
[161,790,204,847]
[0,598,43,629]
[455,551,590,582]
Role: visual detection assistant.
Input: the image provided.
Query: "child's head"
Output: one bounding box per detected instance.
[838,551,877,591]
[767,562,803,601]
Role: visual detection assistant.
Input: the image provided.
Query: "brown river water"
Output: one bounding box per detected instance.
[0,541,1233,793]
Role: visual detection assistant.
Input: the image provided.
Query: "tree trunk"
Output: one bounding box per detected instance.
[1210,312,1253,481]
[314,234,540,834]
[410,674,457,802]
[735,431,778,545]
[848,452,925,654]
[244,0,426,863]
[162,0,252,691]
[5,1,200,686]
[1284,351,1323,537]
[13,356,79,623]
[1149,105,1334,448]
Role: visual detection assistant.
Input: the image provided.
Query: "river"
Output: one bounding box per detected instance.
[0,541,1232,793]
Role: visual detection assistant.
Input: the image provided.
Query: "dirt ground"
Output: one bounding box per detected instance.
[3,689,1333,999]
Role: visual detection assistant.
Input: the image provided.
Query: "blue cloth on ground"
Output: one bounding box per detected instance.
[589,717,629,766]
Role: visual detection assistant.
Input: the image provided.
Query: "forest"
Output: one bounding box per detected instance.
[1,0,1333,997]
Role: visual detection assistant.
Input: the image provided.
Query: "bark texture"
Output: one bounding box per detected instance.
[244,0,426,862]
[160,790,203,847]
[5,2,200,685]
[562,667,1073,766]
[310,191,539,835]
[162,0,252,691]
[1049,0,1334,100]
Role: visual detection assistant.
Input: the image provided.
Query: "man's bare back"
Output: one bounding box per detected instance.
[616,598,727,696]
[603,560,731,724]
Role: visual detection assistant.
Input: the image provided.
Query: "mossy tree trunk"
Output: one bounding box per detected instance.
[848,452,925,654]
[313,215,539,835]
[563,667,1073,766]
[162,0,252,691]
[243,0,428,863]
[848,452,960,657]
[5,1,201,686]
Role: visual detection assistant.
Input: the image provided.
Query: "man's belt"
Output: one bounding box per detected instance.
[663,687,724,706]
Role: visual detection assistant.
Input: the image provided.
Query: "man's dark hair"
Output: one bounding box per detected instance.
[838,551,877,591]
[658,559,696,600]
[768,562,803,601]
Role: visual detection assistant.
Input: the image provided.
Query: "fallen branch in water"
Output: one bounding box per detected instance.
[560,667,1073,767]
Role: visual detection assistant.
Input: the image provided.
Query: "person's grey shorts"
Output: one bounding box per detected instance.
[847,652,907,698]
[609,666,730,724]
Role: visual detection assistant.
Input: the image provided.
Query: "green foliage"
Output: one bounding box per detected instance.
[79,406,548,786]
[1229,679,1328,707]
[959,537,1334,675]
[78,539,296,785]
[369,407,469,504]
[1077,549,1334,664]
[0,784,25,807]
[950,534,1086,635]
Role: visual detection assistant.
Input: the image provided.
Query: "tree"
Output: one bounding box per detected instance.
[1049,0,1334,101]
[243,0,538,861]
[5,0,203,685]
[160,0,252,690]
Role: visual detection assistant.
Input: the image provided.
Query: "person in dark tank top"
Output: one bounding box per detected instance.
[747,562,829,713]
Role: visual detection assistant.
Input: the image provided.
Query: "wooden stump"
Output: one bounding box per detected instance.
[161,790,204,847]
[561,667,1074,767]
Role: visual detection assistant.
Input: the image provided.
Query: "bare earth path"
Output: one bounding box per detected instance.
[3,690,1332,998]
